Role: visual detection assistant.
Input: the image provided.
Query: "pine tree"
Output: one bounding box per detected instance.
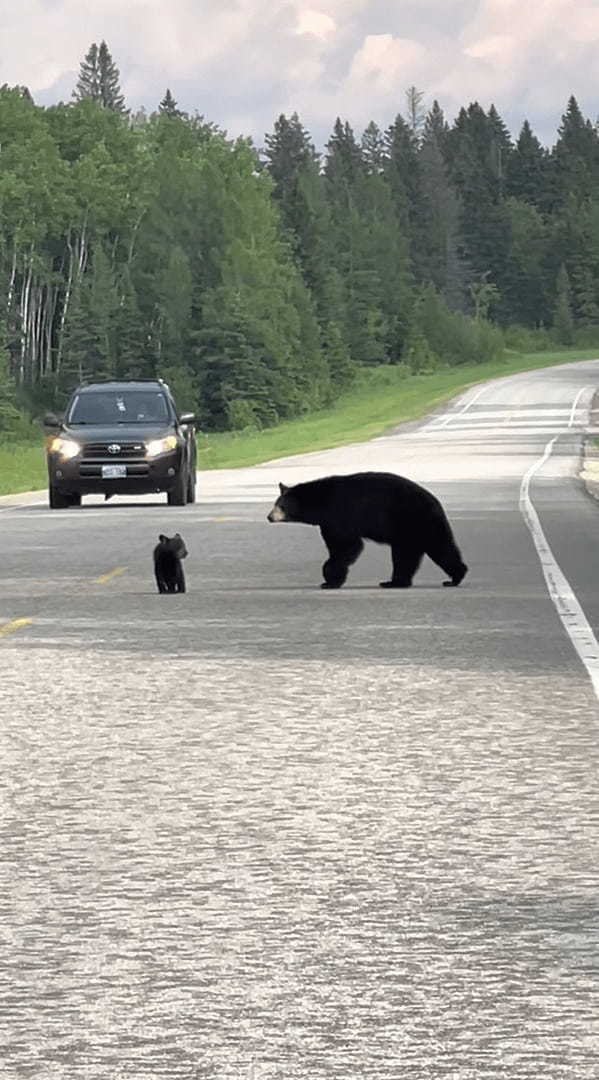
[384,113,429,280]
[405,86,426,138]
[195,288,277,429]
[423,100,449,153]
[487,104,513,196]
[419,129,466,306]
[384,114,421,219]
[361,121,386,174]
[553,263,574,343]
[264,113,318,197]
[115,271,146,376]
[73,41,126,112]
[506,120,549,208]
[446,103,511,288]
[98,41,126,112]
[324,118,363,188]
[322,319,355,387]
[263,112,343,339]
[552,96,599,206]
[159,89,183,118]
[500,198,548,326]
[73,43,101,104]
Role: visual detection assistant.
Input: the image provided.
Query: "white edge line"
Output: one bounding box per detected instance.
[568,385,590,427]
[425,385,488,430]
[519,434,599,701]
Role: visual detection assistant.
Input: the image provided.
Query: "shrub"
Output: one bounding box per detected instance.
[404,332,440,373]
[226,397,263,432]
[502,325,555,352]
[414,285,504,367]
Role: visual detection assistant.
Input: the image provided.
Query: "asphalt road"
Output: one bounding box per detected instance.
[2,357,599,1080]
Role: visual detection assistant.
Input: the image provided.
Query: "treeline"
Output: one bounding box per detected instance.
[0,48,598,434]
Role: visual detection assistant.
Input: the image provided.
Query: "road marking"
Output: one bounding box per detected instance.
[0,617,33,639]
[94,566,128,585]
[425,385,488,430]
[568,385,591,427]
[520,434,599,701]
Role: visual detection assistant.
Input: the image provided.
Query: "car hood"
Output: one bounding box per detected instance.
[62,424,174,444]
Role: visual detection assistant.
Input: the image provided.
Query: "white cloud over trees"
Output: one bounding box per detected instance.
[2,0,599,143]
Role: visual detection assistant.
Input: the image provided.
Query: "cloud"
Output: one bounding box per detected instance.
[2,0,599,146]
[296,9,337,39]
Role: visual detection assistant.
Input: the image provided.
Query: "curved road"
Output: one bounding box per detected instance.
[2,357,599,1079]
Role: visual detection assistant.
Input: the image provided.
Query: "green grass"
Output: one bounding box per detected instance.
[198,347,599,469]
[1,346,598,495]
[0,442,47,496]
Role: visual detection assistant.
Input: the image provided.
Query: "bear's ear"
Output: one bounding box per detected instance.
[279,482,289,495]
[159,534,168,542]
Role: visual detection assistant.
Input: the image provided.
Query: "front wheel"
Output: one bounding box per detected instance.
[167,470,187,506]
[186,468,196,504]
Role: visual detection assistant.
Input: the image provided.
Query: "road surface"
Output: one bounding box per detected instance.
[2,357,599,1079]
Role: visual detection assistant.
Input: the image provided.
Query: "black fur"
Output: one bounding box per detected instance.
[267,472,467,589]
[153,533,188,594]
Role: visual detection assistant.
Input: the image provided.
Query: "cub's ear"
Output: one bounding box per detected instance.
[159,534,168,542]
[279,483,289,495]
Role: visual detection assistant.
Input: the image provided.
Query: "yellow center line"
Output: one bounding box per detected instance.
[0,617,33,639]
[94,566,128,585]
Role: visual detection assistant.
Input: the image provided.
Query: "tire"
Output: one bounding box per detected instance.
[167,469,187,506]
[186,467,196,504]
[49,485,75,509]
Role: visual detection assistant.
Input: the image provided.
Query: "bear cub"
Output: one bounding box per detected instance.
[267,471,467,590]
[154,533,188,594]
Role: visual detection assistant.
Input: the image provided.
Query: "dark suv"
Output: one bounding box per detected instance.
[44,380,197,509]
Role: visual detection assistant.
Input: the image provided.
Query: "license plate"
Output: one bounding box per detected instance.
[102,465,127,479]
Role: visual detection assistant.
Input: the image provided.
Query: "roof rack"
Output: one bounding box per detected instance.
[75,377,170,389]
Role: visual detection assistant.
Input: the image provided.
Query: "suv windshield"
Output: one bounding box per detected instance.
[68,391,171,425]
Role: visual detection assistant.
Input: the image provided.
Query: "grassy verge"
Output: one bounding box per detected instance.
[1,347,598,495]
[198,347,599,469]
[0,442,47,496]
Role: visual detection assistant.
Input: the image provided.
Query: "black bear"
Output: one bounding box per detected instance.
[153,533,188,594]
[267,471,467,590]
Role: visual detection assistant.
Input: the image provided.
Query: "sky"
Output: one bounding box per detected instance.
[2,0,599,148]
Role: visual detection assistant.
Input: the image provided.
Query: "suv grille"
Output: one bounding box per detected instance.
[82,442,146,460]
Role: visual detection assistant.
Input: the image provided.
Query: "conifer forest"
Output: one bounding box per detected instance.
[1,42,598,433]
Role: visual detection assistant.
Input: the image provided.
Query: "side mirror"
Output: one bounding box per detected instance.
[43,412,62,429]
[179,412,195,425]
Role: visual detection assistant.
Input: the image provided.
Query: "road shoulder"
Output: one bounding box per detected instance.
[580,390,599,503]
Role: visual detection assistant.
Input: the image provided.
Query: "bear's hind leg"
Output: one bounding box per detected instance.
[320,533,363,589]
[175,563,186,593]
[426,537,468,587]
[380,543,424,588]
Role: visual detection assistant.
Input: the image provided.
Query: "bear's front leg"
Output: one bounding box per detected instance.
[321,556,349,589]
[320,532,364,589]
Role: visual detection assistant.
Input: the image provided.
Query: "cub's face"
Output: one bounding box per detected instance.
[159,532,188,558]
[267,483,298,523]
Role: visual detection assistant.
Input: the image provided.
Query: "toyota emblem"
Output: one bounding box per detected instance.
[108,444,121,454]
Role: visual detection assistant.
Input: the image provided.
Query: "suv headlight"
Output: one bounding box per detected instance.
[49,437,81,460]
[146,435,178,458]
